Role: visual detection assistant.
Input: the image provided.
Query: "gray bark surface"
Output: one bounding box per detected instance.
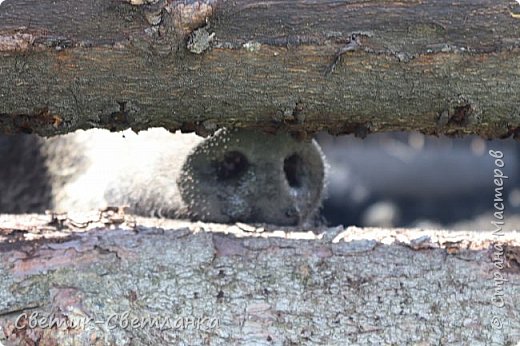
[0,213,518,345]
[1,0,520,138]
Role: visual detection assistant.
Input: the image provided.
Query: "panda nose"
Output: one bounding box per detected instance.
[214,151,249,181]
[284,153,304,188]
[177,129,326,226]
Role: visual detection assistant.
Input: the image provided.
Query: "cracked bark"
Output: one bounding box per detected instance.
[0,214,519,345]
[0,0,520,138]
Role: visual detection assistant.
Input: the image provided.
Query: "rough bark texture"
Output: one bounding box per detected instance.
[1,0,520,139]
[0,213,519,345]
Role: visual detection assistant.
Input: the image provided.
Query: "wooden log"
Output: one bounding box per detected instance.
[0,213,518,345]
[1,0,520,138]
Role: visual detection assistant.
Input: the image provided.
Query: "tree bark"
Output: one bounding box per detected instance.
[0,213,518,345]
[1,0,520,138]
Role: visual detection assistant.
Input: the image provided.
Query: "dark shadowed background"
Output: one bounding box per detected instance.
[317,132,520,230]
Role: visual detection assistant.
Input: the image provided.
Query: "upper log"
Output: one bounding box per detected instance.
[1,0,520,138]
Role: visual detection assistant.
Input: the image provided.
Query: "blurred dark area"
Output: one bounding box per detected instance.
[0,135,52,213]
[316,132,520,230]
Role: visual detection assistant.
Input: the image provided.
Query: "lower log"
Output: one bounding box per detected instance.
[0,214,518,345]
